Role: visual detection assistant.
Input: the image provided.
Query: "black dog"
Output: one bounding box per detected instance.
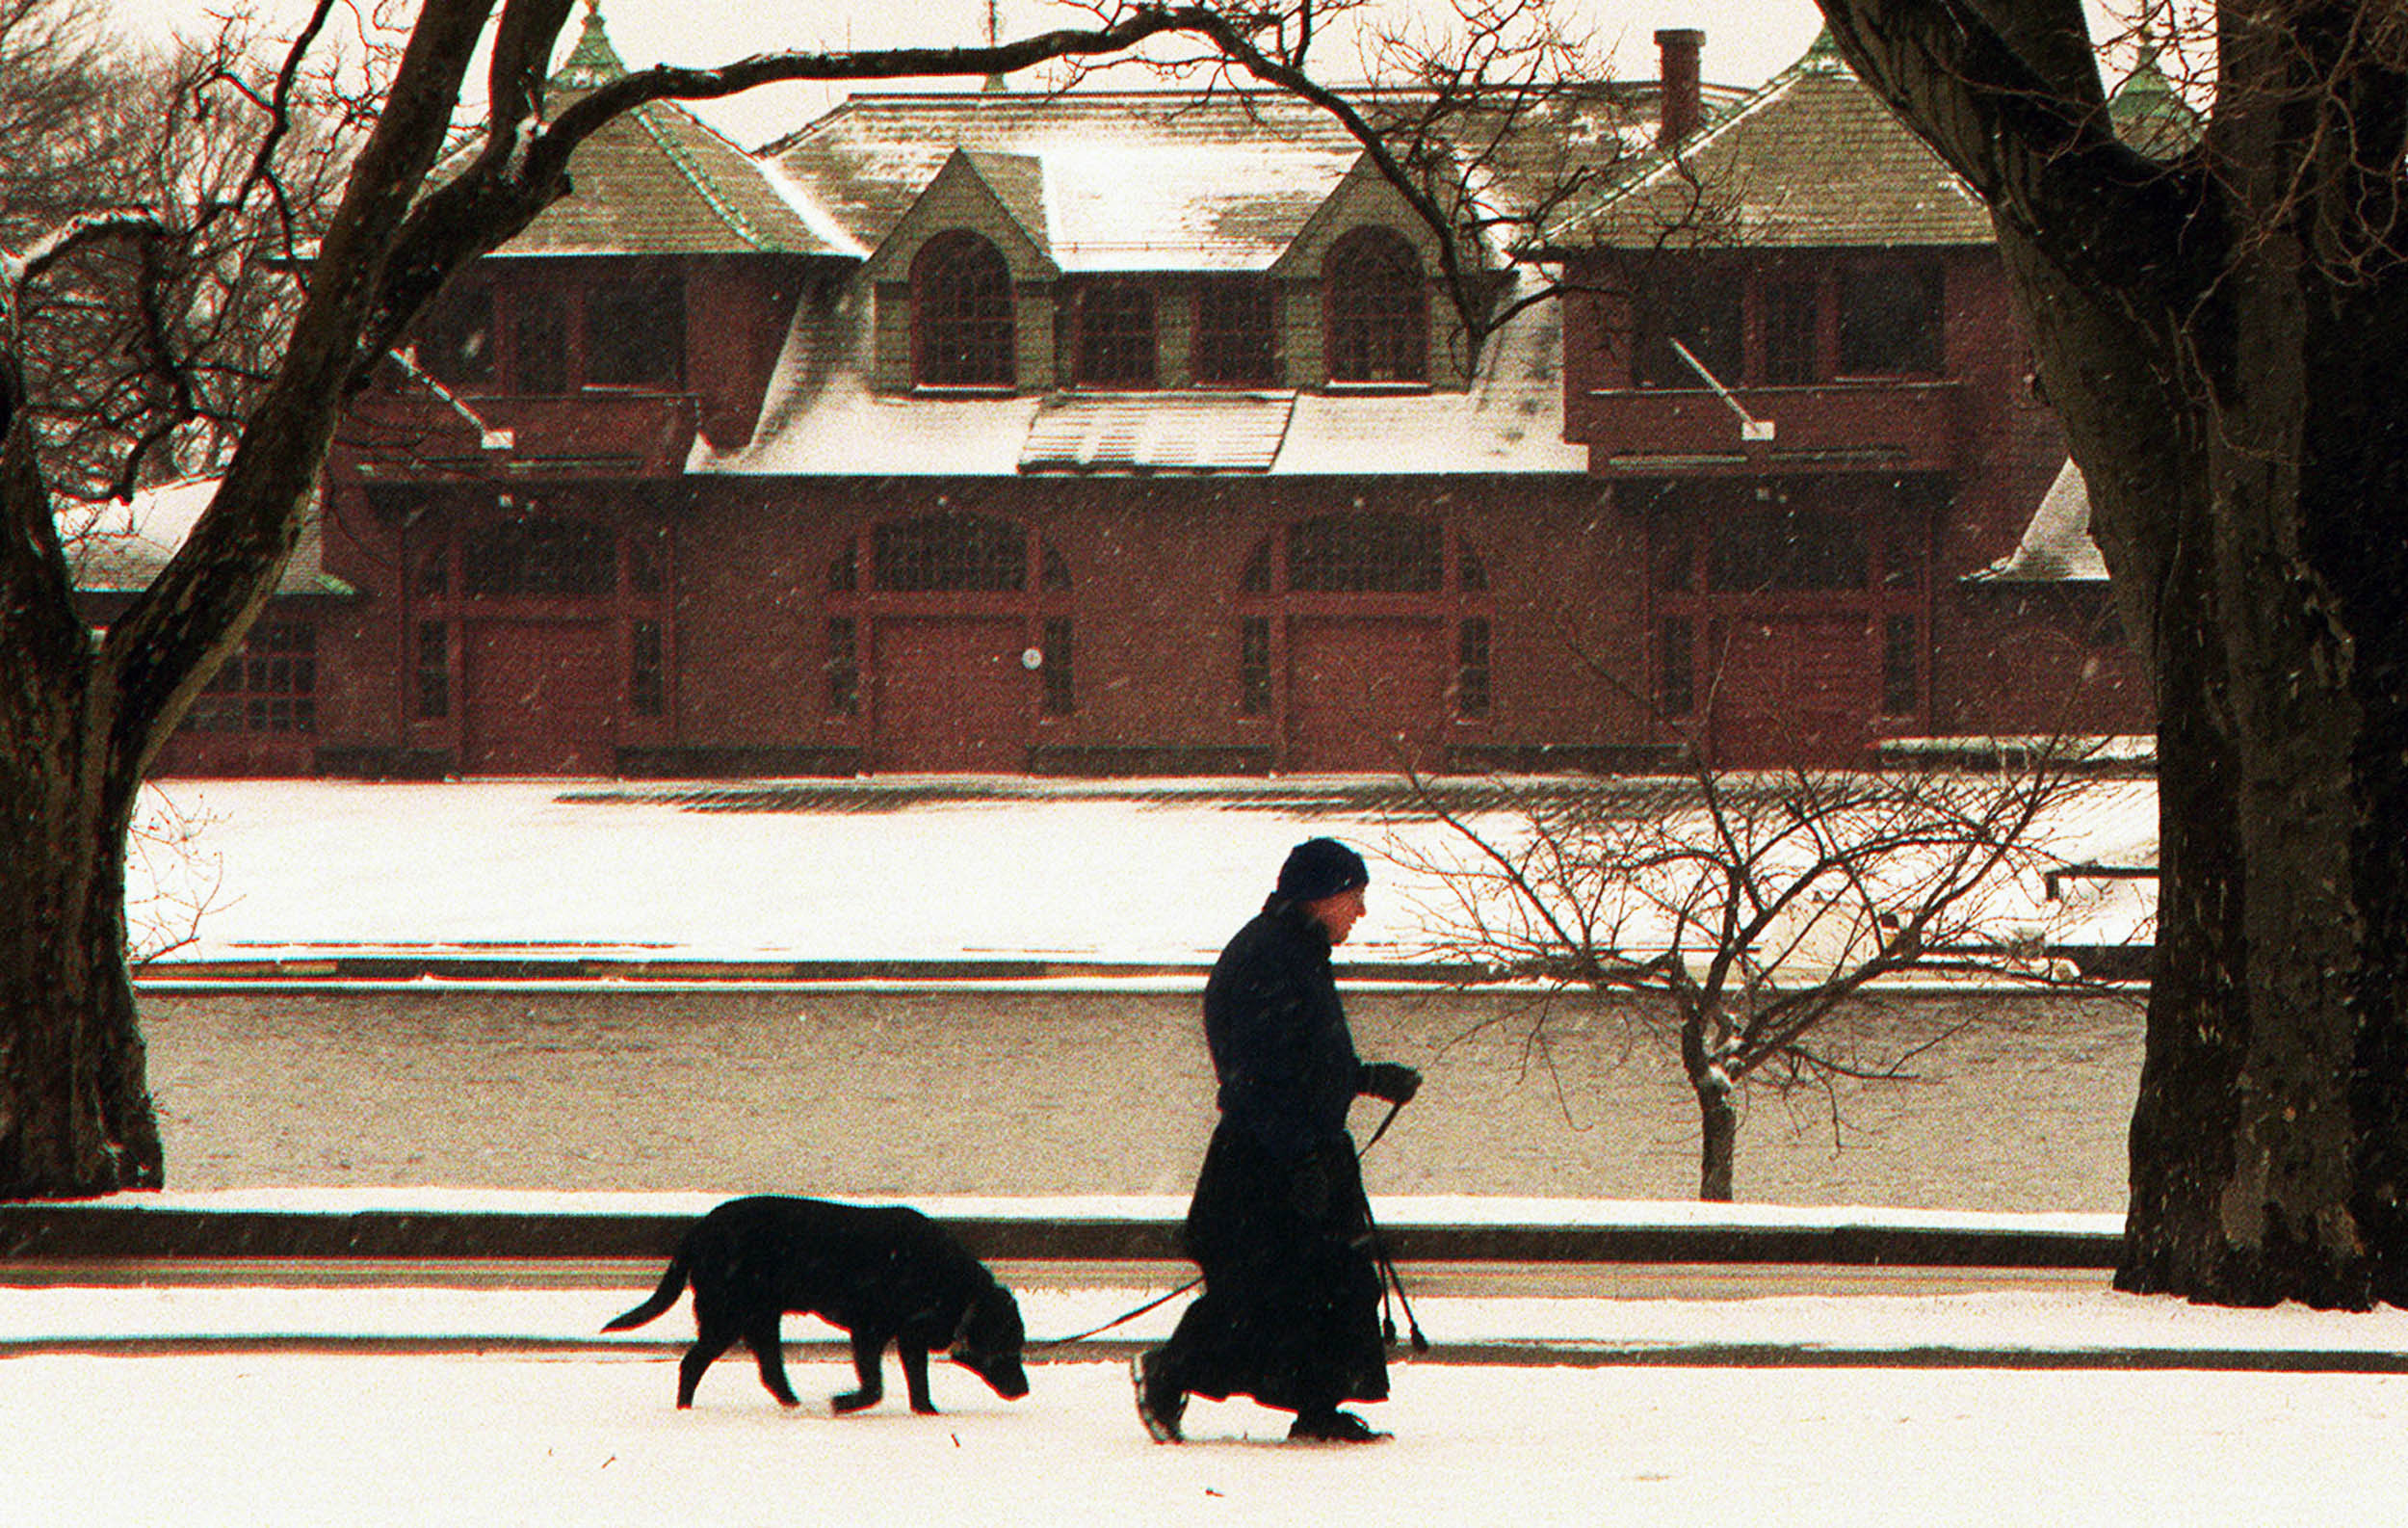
[602,1195,1031,1414]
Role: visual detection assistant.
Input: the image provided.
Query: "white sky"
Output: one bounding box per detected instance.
[106,0,1834,146]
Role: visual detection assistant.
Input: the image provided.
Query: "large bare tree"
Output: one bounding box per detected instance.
[0,0,1386,1199]
[1395,749,2129,1200]
[1806,0,2408,1306]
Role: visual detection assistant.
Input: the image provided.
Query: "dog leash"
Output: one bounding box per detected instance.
[1033,1096,1420,1349]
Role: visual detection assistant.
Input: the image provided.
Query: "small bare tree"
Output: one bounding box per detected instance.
[1393,746,2136,1200]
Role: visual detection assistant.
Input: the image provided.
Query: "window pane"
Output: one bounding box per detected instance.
[1839,261,1943,375]
[630,619,666,718]
[874,513,1026,592]
[1456,618,1491,718]
[1326,229,1426,383]
[462,517,615,597]
[1287,513,1443,593]
[513,288,569,395]
[914,233,1016,387]
[1239,616,1272,716]
[586,277,684,387]
[1658,617,1694,717]
[1763,279,1819,385]
[1041,617,1075,716]
[825,617,860,716]
[1076,282,1156,387]
[1883,615,1919,715]
[1708,509,1869,593]
[417,285,494,388]
[1638,270,1742,388]
[416,620,449,720]
[1195,279,1276,385]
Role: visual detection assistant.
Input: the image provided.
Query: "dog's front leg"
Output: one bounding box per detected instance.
[900,1345,937,1413]
[830,1330,887,1414]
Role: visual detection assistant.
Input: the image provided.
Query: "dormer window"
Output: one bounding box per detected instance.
[913,231,1016,388]
[418,285,495,388]
[1073,279,1156,388]
[1325,227,1427,385]
[1195,278,1277,387]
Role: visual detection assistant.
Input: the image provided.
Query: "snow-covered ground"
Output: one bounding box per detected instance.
[5,1341,2406,1525]
[128,776,2159,969]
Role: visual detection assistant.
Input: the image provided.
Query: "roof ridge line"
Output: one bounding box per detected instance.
[629,101,775,252]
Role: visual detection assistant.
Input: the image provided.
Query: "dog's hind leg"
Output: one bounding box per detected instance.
[746,1314,800,1408]
[830,1329,889,1414]
[900,1345,938,1414]
[677,1319,743,1409]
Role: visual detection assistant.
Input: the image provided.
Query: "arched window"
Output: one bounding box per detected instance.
[1325,227,1427,384]
[874,512,1028,591]
[912,232,1017,388]
[1287,512,1444,592]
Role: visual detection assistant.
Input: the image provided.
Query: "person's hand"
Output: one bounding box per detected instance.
[1359,1062,1422,1104]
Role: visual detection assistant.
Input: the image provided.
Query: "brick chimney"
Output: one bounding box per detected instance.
[1656,28,1705,146]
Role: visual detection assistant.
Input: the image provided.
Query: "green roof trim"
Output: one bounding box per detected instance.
[552,0,628,90]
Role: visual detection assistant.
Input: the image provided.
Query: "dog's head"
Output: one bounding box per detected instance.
[948,1282,1030,1401]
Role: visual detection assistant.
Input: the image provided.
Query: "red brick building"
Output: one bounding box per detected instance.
[116,13,2149,778]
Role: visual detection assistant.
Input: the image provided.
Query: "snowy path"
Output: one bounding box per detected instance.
[3,1348,2401,1526]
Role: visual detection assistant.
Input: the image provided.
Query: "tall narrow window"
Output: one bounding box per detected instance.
[1075,281,1156,387]
[1325,227,1427,384]
[1637,269,1743,389]
[586,276,684,387]
[1040,618,1075,716]
[1195,278,1276,386]
[913,231,1016,388]
[1883,615,1919,716]
[1456,618,1492,719]
[416,286,494,388]
[1840,260,1944,376]
[1658,617,1695,718]
[1239,616,1273,716]
[826,617,860,717]
[630,619,665,718]
[415,620,450,720]
[512,287,569,395]
[1763,279,1820,385]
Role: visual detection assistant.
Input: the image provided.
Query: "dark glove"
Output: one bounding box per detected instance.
[1358,1062,1422,1105]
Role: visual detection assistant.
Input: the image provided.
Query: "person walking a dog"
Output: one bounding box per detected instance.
[1133,836,1422,1444]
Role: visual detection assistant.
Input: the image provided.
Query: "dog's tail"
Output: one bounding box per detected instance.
[602,1244,691,1332]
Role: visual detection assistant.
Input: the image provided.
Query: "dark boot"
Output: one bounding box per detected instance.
[1132,1351,1186,1443]
[1289,1408,1388,1443]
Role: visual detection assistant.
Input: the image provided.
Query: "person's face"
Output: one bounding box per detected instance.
[1306,884,1367,944]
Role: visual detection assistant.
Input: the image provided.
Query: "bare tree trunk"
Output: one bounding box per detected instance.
[0,703,162,1196]
[1681,1011,1738,1202]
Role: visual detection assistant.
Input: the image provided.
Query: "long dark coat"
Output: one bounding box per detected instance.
[1160,896,1388,1413]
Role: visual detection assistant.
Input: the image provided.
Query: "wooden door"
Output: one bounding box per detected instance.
[462,619,616,775]
[1705,614,1877,767]
[873,616,1031,772]
[1288,617,1449,772]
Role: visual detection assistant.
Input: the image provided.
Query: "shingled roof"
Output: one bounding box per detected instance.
[1547,31,1994,250]
[493,0,848,258]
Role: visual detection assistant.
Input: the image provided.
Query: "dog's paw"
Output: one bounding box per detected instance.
[830,1391,876,1414]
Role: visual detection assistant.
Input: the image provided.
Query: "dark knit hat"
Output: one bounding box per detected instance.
[1276,837,1370,904]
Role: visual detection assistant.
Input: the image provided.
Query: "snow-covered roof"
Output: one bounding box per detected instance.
[767,92,1389,273]
[1975,460,2109,583]
[1547,31,1993,250]
[695,268,1585,479]
[65,479,354,599]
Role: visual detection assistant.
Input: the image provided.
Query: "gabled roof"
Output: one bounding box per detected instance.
[769,92,1374,273]
[492,0,846,258]
[1973,460,2108,583]
[1547,31,1993,250]
[66,479,354,598]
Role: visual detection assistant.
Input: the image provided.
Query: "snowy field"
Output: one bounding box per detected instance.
[127,777,2159,968]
